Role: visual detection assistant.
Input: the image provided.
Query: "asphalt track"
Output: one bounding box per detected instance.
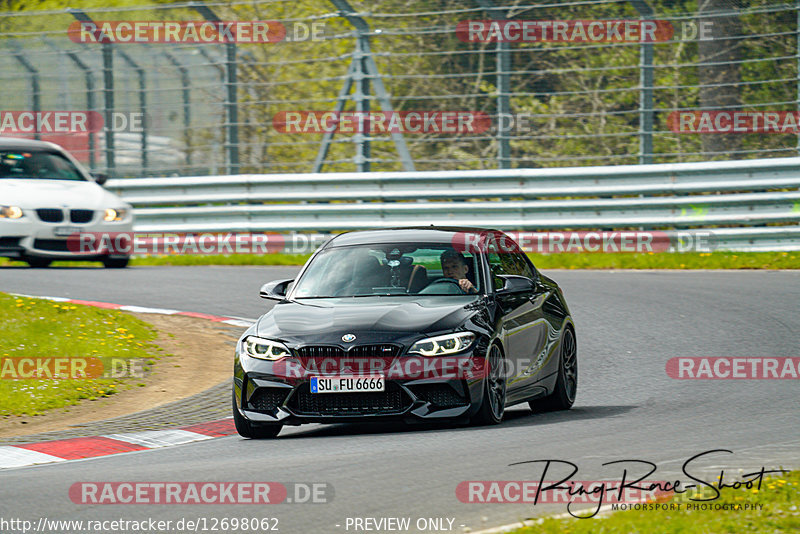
[1,267,799,533]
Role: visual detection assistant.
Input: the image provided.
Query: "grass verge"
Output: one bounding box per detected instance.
[1,251,799,269]
[528,251,800,270]
[508,470,800,533]
[0,293,161,416]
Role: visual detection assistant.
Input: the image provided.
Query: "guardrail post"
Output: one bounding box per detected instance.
[630,1,654,165]
[69,9,115,175]
[193,4,240,174]
[475,0,511,169]
[10,45,41,141]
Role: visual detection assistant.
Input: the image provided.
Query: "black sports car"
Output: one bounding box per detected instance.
[233,227,576,438]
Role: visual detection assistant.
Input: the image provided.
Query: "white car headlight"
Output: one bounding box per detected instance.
[408,332,476,357]
[242,336,292,361]
[0,206,24,219]
[104,208,127,222]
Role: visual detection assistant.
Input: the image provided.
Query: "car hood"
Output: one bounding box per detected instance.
[255,296,481,344]
[0,179,122,208]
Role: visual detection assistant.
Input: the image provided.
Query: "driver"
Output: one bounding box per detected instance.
[440,249,477,294]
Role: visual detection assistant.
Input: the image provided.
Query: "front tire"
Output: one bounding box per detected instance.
[472,344,506,425]
[24,257,52,268]
[232,389,282,438]
[102,257,130,268]
[530,327,577,412]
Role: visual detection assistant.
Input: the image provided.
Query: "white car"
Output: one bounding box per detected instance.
[0,137,133,268]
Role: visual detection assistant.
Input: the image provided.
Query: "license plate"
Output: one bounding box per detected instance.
[54,226,80,237]
[310,376,385,393]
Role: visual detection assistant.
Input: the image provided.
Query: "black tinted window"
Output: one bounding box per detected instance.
[488,252,535,289]
[0,150,84,181]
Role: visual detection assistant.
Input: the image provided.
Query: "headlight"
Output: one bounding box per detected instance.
[408,332,476,357]
[0,206,24,219]
[104,208,127,222]
[241,336,291,361]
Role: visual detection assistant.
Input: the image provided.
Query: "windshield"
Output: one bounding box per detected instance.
[292,243,483,298]
[0,150,86,181]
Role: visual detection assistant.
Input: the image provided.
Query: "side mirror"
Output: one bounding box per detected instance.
[496,275,535,295]
[259,279,294,301]
[90,172,108,186]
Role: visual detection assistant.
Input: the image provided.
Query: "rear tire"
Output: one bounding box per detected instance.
[24,257,52,268]
[530,327,577,412]
[472,344,506,425]
[102,257,129,269]
[232,389,282,439]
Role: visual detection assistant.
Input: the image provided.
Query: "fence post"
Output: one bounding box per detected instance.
[10,46,41,141]
[68,9,115,175]
[630,1,655,165]
[162,50,192,170]
[117,52,148,174]
[193,4,240,174]
[324,0,415,172]
[43,39,97,169]
[474,0,511,169]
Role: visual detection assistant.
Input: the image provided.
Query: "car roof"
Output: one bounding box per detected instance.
[0,137,64,152]
[325,227,505,248]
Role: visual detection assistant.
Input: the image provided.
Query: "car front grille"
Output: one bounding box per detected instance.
[32,239,70,252]
[297,346,344,358]
[36,208,64,223]
[70,209,94,223]
[249,388,289,413]
[0,237,23,251]
[348,344,401,357]
[410,384,469,408]
[289,381,409,416]
[297,344,401,358]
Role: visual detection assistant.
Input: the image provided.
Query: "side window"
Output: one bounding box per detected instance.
[510,252,535,279]
[488,252,534,290]
[488,252,512,290]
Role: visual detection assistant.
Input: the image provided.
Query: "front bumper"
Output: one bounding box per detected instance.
[0,212,133,260]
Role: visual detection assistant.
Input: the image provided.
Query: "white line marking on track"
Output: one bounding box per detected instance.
[119,305,181,314]
[0,446,67,469]
[103,430,214,448]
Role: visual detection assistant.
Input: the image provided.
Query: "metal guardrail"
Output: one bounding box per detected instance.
[106,157,800,251]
